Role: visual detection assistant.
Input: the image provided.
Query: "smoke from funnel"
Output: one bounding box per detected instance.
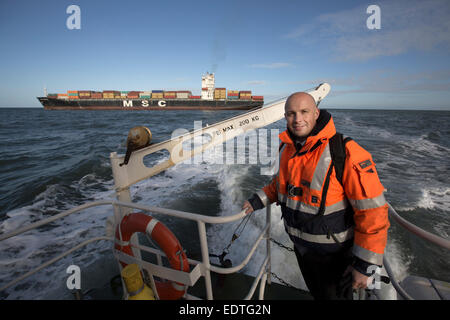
[211,37,227,73]
[209,1,244,73]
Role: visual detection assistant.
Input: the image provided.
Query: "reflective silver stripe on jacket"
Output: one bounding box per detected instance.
[349,193,387,210]
[278,192,287,204]
[352,244,383,265]
[275,139,348,215]
[284,221,354,244]
[256,190,270,207]
[310,143,332,191]
[278,192,349,215]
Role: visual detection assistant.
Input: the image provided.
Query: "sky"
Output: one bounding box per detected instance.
[0,0,449,109]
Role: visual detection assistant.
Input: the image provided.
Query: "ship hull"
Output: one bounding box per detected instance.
[37,97,263,110]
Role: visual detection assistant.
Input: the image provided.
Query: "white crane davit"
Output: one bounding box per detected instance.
[110,83,331,192]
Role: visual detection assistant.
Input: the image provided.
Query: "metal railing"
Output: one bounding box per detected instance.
[387,203,450,250]
[382,203,450,300]
[0,199,449,299]
[0,199,272,300]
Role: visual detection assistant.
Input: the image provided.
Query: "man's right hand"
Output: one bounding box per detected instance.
[242,201,254,215]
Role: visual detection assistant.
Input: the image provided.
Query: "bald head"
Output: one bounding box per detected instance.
[285,92,317,111]
[284,92,320,139]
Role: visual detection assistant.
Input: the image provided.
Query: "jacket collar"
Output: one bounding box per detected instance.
[279,109,337,150]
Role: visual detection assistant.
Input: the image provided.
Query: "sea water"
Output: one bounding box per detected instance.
[0,107,448,299]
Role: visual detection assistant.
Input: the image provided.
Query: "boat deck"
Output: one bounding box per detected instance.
[83,266,312,300]
[187,269,312,300]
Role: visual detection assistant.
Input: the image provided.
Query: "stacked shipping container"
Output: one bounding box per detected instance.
[68,90,79,99]
[214,88,226,100]
[239,91,252,100]
[78,91,92,99]
[49,88,263,101]
[176,91,192,99]
[152,90,164,99]
[140,91,152,99]
[102,91,118,99]
[227,90,239,100]
[57,93,68,99]
[127,91,140,99]
[163,91,176,99]
[91,92,102,99]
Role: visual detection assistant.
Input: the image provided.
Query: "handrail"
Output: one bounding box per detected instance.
[382,256,414,300]
[380,202,450,300]
[1,198,448,299]
[0,200,114,242]
[0,200,266,300]
[0,236,113,292]
[244,256,269,300]
[113,200,247,224]
[387,203,450,250]
[0,199,247,242]
[4,200,446,255]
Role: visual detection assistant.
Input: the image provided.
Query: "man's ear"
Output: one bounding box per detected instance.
[314,108,320,120]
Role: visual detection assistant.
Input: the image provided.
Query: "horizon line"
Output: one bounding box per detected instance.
[1,106,449,111]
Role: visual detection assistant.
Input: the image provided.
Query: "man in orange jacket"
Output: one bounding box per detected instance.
[242,92,390,300]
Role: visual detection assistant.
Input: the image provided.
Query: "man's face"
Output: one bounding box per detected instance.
[284,93,320,139]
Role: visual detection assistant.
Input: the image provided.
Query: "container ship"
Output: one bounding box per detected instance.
[37,73,264,111]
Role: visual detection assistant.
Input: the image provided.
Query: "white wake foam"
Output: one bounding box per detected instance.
[0,173,115,300]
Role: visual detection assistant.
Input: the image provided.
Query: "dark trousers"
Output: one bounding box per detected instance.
[294,246,353,300]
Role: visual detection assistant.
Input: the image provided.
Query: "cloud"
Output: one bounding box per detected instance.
[284,26,310,40]
[249,62,293,69]
[285,0,450,61]
[304,69,450,96]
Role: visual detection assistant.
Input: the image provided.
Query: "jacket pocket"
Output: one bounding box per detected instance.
[353,159,382,198]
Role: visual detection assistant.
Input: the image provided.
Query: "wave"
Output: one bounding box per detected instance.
[0,171,115,299]
[2,141,417,299]
[334,111,449,160]
[1,109,447,299]
[395,187,450,212]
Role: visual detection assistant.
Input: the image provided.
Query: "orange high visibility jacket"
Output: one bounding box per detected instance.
[254,110,389,268]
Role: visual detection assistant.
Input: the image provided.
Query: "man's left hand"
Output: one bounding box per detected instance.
[351,267,369,289]
[343,266,369,289]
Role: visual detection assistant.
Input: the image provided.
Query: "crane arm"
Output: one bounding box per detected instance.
[110,83,331,191]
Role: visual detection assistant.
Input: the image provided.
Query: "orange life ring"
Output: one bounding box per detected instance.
[114,212,189,300]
